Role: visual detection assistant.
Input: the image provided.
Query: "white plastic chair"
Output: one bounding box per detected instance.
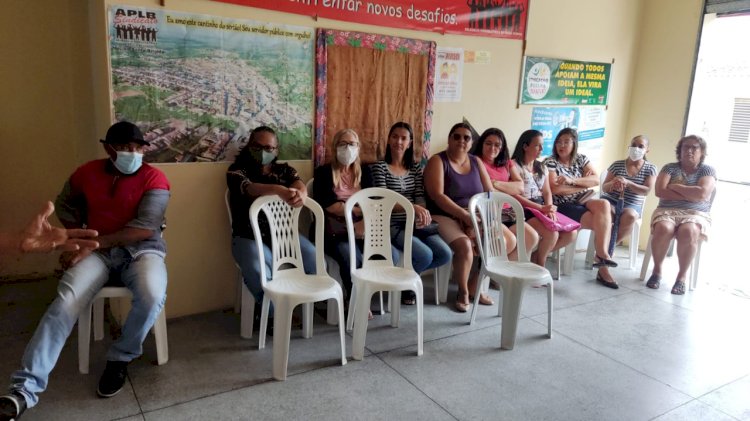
[78,283,168,374]
[469,192,553,350]
[639,188,716,291]
[225,189,255,338]
[344,187,424,360]
[250,195,346,380]
[584,170,644,270]
[306,178,385,322]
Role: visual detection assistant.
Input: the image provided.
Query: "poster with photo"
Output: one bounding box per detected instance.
[108,6,314,163]
[434,47,463,102]
[531,106,606,165]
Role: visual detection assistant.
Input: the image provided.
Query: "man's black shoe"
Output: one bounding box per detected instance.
[0,391,26,421]
[97,361,128,398]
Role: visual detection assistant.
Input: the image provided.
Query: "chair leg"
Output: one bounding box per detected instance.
[499,279,528,350]
[326,298,338,325]
[585,231,596,269]
[438,262,451,304]
[271,307,293,381]
[258,295,271,349]
[240,284,254,339]
[78,302,94,374]
[432,269,439,305]
[352,286,372,361]
[346,284,357,332]
[547,279,553,339]
[639,235,653,281]
[690,241,702,291]
[233,273,242,314]
[336,291,347,366]
[629,220,641,270]
[390,291,401,328]
[302,302,313,339]
[562,242,575,275]
[380,291,386,315]
[93,297,105,341]
[415,285,424,356]
[153,308,169,365]
[469,275,488,326]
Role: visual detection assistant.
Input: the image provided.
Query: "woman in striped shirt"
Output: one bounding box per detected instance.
[601,135,657,246]
[363,122,452,305]
[645,135,716,295]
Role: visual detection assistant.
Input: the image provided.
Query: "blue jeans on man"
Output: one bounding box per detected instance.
[11,248,167,408]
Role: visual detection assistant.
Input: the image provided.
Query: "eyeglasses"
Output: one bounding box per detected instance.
[338,142,359,147]
[556,140,574,146]
[451,133,472,143]
[249,144,278,152]
[484,142,502,149]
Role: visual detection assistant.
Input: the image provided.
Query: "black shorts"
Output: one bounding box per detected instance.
[557,202,589,222]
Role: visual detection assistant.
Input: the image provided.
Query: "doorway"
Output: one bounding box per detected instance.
[685,11,750,296]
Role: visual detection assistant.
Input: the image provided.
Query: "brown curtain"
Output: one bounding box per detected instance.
[324,47,429,165]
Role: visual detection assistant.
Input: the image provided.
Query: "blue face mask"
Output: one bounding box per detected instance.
[112,151,143,174]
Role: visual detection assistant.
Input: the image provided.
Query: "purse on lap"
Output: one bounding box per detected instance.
[525,207,581,233]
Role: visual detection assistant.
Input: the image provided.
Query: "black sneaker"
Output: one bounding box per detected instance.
[0,391,26,421]
[97,361,128,398]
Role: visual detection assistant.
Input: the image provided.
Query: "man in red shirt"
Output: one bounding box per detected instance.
[1,122,170,420]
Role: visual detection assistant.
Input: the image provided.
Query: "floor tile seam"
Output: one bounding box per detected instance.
[136,377,277,416]
[372,352,460,421]
[366,321,510,357]
[646,397,742,421]
[125,373,146,420]
[633,288,714,312]
[523,316,700,400]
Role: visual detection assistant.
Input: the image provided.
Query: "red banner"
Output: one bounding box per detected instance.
[213,0,528,40]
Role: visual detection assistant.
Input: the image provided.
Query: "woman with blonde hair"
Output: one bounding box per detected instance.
[313,129,398,314]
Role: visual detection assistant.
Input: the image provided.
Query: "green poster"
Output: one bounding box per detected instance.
[520,56,611,105]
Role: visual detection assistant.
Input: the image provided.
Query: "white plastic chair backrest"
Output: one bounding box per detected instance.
[249,195,326,284]
[469,192,529,265]
[599,170,608,198]
[344,187,414,271]
[297,179,315,236]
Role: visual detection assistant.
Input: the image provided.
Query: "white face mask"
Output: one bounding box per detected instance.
[112,151,144,174]
[336,145,359,166]
[628,146,645,161]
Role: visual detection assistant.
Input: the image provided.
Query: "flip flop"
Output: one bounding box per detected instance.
[646,274,661,289]
[671,280,686,295]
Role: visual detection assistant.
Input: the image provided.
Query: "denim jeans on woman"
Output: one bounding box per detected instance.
[231,235,317,306]
[391,228,452,274]
[11,248,167,407]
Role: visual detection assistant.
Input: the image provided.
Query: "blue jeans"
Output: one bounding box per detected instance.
[392,230,452,274]
[231,235,317,305]
[11,249,167,408]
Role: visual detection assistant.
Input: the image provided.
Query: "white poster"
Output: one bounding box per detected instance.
[434,47,464,102]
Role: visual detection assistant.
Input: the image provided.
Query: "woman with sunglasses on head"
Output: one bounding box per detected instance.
[313,129,399,317]
[601,135,657,246]
[227,126,317,313]
[363,122,452,306]
[510,130,577,267]
[424,123,518,312]
[543,128,620,289]
[472,127,539,259]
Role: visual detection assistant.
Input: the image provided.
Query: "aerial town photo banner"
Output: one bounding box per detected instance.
[520,56,612,106]
[108,5,314,163]
[214,0,529,40]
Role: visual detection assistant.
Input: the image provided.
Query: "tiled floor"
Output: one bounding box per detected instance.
[1,248,749,421]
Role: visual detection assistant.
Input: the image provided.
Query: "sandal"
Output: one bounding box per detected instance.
[646,274,661,289]
[593,255,618,268]
[671,280,686,295]
[596,273,619,289]
[401,290,417,306]
[470,293,495,306]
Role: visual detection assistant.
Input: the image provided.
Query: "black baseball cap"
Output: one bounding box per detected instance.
[100,121,150,145]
